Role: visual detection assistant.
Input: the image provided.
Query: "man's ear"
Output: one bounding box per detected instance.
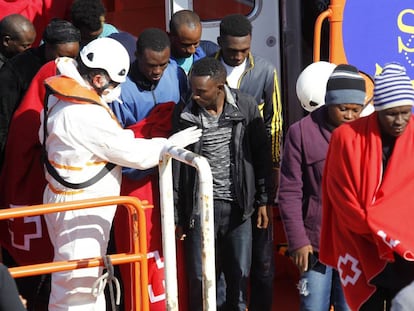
[2,35,11,47]
[217,36,222,47]
[217,82,225,92]
[91,74,106,89]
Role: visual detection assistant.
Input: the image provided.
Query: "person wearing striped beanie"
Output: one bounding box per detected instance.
[325,64,366,105]
[374,62,414,111]
[324,63,366,128]
[319,62,414,311]
[374,62,414,137]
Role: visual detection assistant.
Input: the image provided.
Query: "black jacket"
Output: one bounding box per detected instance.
[0,45,46,169]
[173,86,272,230]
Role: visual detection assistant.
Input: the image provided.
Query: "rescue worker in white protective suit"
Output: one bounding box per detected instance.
[39,37,202,311]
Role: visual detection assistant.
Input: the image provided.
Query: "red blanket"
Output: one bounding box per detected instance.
[114,102,188,311]
[0,61,56,265]
[320,113,414,310]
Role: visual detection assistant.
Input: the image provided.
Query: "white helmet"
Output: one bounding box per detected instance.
[80,37,130,83]
[296,61,336,112]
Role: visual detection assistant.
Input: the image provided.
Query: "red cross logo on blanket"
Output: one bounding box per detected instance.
[147,250,166,303]
[8,216,42,251]
[337,253,362,286]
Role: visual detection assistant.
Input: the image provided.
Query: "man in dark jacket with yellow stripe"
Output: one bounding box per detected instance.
[215,13,283,311]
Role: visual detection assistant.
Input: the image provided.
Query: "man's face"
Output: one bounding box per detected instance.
[218,34,251,67]
[4,26,36,57]
[136,47,170,83]
[79,15,104,46]
[45,42,80,62]
[327,104,363,128]
[377,105,412,137]
[170,24,201,59]
[190,75,222,110]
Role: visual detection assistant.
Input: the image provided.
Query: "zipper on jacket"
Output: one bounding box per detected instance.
[189,218,195,229]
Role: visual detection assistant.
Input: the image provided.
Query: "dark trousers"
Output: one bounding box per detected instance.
[248,208,275,311]
[185,200,252,311]
[360,254,414,311]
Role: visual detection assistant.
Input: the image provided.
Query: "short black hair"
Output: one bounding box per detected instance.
[190,57,227,83]
[43,19,81,44]
[169,10,200,35]
[219,14,252,37]
[136,28,170,56]
[70,0,106,32]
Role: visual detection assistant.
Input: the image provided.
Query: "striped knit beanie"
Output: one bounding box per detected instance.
[325,64,366,105]
[373,62,414,111]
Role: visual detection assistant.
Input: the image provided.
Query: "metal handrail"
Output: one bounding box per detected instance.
[313,8,332,62]
[159,145,215,311]
[0,196,150,311]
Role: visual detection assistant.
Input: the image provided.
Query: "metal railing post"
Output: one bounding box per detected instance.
[159,148,179,310]
[0,196,150,311]
[159,145,216,311]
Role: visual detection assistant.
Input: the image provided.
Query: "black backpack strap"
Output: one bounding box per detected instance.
[42,85,115,190]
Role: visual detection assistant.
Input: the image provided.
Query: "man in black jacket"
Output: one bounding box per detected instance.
[174,57,272,311]
[0,14,36,69]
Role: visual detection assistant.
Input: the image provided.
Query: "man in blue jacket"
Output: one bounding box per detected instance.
[108,27,190,310]
[110,28,187,128]
[168,10,218,75]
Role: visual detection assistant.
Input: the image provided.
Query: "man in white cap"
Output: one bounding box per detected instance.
[40,37,201,310]
[320,62,414,311]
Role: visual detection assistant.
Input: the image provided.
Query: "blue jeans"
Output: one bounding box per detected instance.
[391,280,414,311]
[184,200,252,311]
[298,264,350,311]
[217,211,275,311]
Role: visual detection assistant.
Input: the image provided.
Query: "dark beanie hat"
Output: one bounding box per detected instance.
[325,64,366,105]
[43,18,81,45]
[109,31,137,62]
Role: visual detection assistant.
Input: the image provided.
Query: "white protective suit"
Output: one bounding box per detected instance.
[39,58,197,311]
